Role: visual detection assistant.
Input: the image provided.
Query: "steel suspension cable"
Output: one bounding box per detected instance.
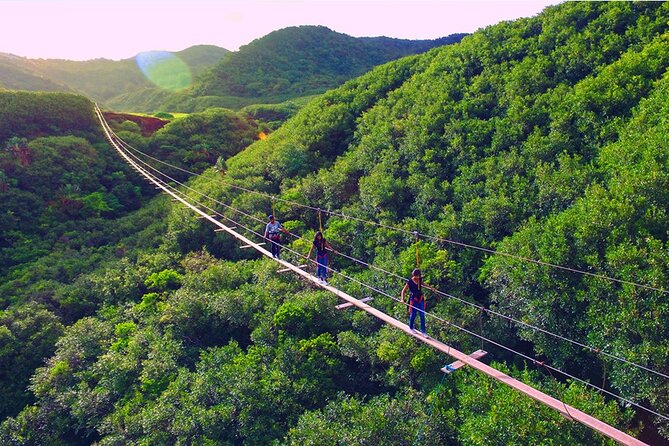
[115,134,668,295]
[104,121,669,383]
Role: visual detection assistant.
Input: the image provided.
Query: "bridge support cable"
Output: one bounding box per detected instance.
[99,114,669,386]
[95,104,648,446]
[99,106,666,436]
[119,130,668,297]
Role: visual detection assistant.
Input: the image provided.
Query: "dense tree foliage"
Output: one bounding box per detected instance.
[0,93,268,425]
[146,108,261,173]
[3,2,669,445]
[213,1,669,442]
[240,99,308,131]
[483,67,669,437]
[0,92,162,420]
[0,91,98,142]
[0,251,631,445]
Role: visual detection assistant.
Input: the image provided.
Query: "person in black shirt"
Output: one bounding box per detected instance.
[306,231,335,285]
[401,268,432,337]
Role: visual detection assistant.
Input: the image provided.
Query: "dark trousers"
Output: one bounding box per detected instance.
[269,235,281,257]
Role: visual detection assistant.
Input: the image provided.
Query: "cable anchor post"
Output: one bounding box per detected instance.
[414,230,420,267]
[271,196,276,219]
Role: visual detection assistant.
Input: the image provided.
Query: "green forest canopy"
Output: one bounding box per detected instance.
[2,2,669,445]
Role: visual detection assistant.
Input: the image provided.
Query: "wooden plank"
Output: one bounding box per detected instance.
[97,105,649,446]
[335,296,374,310]
[241,243,265,249]
[197,215,217,219]
[441,349,488,374]
[278,264,307,273]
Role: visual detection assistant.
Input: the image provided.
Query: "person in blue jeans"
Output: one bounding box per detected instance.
[306,231,335,285]
[401,268,431,337]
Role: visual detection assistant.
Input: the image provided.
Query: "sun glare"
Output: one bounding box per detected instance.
[135,51,193,91]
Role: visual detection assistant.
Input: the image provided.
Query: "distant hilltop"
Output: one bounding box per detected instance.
[193,26,466,99]
[0,45,231,103]
[0,27,466,113]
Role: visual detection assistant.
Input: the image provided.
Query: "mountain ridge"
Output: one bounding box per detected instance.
[110,26,465,112]
[0,27,464,113]
[194,25,465,98]
[0,45,230,102]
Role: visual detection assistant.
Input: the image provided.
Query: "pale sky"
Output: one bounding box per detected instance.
[1,0,563,61]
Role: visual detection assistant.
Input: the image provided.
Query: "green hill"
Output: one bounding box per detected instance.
[175,45,232,74]
[0,91,265,422]
[194,25,465,100]
[0,45,230,102]
[2,2,669,445]
[221,2,669,441]
[0,53,72,92]
[1,29,461,114]
[107,27,465,113]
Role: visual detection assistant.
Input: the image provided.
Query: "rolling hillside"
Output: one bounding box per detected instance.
[0,45,229,102]
[1,28,462,114]
[108,26,465,113]
[0,53,72,93]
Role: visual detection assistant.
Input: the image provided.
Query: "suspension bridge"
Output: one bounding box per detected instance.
[95,104,650,446]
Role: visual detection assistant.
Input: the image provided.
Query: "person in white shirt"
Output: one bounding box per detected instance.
[264,214,289,259]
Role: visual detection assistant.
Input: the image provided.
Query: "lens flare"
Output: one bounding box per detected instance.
[135,51,192,91]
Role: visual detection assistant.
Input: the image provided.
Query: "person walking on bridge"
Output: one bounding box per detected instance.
[401,268,432,337]
[264,214,289,259]
[307,231,336,285]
